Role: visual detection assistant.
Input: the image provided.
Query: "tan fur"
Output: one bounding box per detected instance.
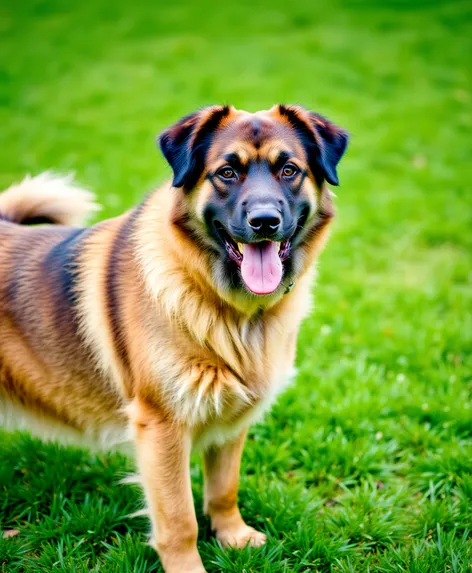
[0,172,100,225]
[203,429,267,548]
[0,105,346,572]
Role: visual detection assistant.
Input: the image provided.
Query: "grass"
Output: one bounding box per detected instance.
[0,0,471,571]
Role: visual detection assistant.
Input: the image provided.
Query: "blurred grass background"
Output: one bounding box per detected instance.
[0,0,471,571]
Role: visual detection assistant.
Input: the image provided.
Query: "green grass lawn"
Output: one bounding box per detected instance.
[1,0,471,571]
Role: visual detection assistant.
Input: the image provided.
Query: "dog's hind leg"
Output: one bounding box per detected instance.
[203,429,267,549]
[128,398,207,573]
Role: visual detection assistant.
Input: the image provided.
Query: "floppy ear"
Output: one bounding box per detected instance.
[158,105,230,190]
[278,105,349,186]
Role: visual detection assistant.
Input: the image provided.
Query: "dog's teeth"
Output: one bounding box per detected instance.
[278,242,282,252]
[237,243,244,253]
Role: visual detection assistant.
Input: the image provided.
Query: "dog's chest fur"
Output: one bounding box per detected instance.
[133,274,311,449]
[147,319,298,449]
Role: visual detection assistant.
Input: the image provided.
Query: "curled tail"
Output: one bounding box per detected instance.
[0,172,101,226]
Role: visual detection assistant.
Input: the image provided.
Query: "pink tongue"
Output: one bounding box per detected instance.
[240,242,283,295]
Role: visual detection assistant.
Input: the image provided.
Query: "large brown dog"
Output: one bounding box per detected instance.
[0,105,348,572]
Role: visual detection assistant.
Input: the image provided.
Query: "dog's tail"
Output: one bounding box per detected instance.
[0,172,101,226]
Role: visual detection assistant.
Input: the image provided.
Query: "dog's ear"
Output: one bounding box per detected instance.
[159,106,231,190]
[278,105,349,186]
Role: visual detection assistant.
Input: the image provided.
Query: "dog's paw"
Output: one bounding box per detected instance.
[216,524,267,549]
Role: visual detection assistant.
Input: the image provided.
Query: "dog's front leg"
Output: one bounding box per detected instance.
[130,398,206,573]
[203,429,267,548]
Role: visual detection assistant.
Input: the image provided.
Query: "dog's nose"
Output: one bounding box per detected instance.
[247,208,281,236]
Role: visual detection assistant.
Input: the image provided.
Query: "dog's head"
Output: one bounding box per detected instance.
[159,105,348,299]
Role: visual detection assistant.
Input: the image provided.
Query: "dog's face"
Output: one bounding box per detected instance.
[159,105,348,298]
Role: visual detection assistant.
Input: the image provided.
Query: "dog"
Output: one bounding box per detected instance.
[0,104,348,572]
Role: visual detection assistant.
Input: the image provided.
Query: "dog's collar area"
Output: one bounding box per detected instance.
[284,281,295,295]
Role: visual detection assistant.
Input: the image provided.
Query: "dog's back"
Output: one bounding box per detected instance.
[0,174,127,446]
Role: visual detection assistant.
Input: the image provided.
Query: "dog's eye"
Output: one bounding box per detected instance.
[281,163,299,179]
[217,167,238,181]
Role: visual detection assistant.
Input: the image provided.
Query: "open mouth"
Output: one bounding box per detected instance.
[215,222,291,295]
